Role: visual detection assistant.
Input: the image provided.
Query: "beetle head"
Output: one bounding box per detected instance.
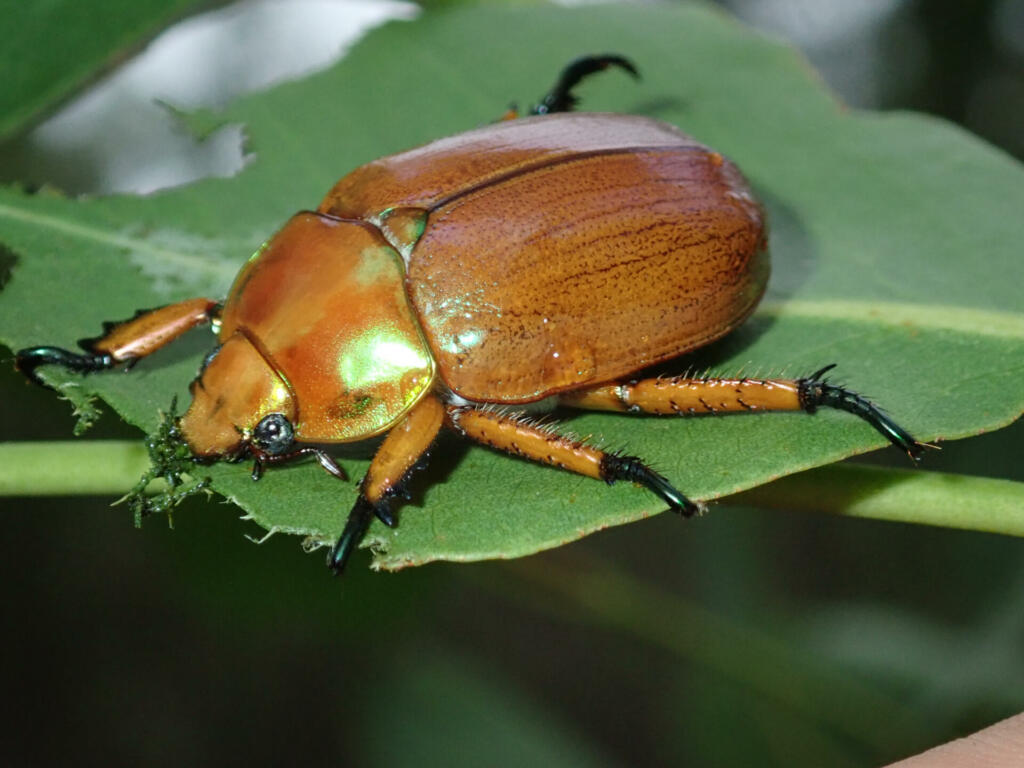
[180,332,296,459]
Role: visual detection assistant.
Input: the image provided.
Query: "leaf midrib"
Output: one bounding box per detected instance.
[0,199,236,283]
[760,300,1024,338]
[2,201,1021,340]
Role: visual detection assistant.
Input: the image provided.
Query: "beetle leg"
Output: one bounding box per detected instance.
[445,406,701,517]
[497,104,520,122]
[327,394,446,574]
[16,297,221,387]
[14,346,116,385]
[559,366,925,461]
[251,447,348,482]
[330,497,376,575]
[530,54,639,116]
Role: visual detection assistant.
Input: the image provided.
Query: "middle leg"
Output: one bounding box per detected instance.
[446,405,701,517]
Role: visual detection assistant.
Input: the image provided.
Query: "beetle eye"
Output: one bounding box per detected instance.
[252,413,294,456]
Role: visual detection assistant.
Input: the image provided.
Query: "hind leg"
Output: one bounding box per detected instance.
[559,365,924,461]
[499,54,639,121]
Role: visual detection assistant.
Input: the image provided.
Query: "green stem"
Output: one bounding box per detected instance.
[2,441,1021,539]
[0,440,150,496]
[733,463,1024,536]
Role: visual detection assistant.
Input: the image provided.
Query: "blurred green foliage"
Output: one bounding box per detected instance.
[0,0,215,140]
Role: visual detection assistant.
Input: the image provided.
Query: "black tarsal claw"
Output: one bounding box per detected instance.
[533,54,640,116]
[373,500,397,528]
[600,453,702,517]
[806,363,838,385]
[798,365,926,462]
[328,496,375,575]
[14,345,115,387]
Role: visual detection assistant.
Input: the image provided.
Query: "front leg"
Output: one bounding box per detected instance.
[328,394,446,574]
[16,297,220,386]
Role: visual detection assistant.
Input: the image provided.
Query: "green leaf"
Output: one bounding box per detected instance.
[1,5,1022,570]
[0,0,209,140]
[736,464,1024,537]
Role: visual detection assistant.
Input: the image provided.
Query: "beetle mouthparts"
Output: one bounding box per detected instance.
[120,397,212,526]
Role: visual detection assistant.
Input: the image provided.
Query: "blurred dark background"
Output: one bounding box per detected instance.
[1,1,1022,766]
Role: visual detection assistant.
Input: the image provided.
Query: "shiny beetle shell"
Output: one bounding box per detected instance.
[320,112,768,405]
[185,112,768,453]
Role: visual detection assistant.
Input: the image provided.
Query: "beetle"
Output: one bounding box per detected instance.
[16,55,923,573]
